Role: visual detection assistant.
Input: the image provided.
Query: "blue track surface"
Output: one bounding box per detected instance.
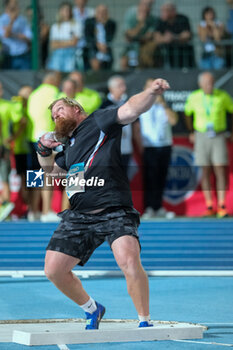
[0,219,233,349]
[0,276,233,349]
[0,219,233,270]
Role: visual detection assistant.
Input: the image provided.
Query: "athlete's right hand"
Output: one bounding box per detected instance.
[40,132,62,149]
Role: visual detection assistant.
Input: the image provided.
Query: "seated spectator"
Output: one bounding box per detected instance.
[227,0,233,38]
[84,4,116,71]
[25,5,50,68]
[198,6,226,70]
[0,0,32,69]
[72,0,94,71]
[68,71,102,114]
[121,0,159,70]
[154,2,195,68]
[225,0,233,67]
[46,2,81,73]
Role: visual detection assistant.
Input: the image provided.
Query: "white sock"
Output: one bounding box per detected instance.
[138,315,151,323]
[80,297,97,314]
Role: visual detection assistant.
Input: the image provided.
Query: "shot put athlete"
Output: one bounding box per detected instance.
[37,78,170,330]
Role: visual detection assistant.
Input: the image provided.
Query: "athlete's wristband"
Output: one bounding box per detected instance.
[37,139,52,157]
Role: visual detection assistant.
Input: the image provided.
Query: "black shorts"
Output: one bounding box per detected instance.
[46,206,140,266]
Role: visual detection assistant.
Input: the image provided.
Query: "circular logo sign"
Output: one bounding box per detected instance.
[163,145,202,205]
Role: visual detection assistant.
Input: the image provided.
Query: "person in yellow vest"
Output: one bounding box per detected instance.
[68,71,102,115]
[27,72,61,222]
[10,85,33,216]
[0,81,14,220]
[185,71,233,218]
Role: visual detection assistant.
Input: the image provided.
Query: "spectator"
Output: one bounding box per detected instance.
[27,72,61,222]
[73,0,94,28]
[25,5,50,68]
[72,0,94,71]
[227,0,233,38]
[60,78,77,99]
[0,81,15,221]
[68,71,102,114]
[198,6,226,70]
[46,2,81,73]
[225,0,233,67]
[0,0,32,69]
[184,72,233,218]
[84,4,116,71]
[10,86,33,216]
[124,0,155,23]
[138,78,178,219]
[101,75,136,178]
[154,2,195,68]
[121,0,159,70]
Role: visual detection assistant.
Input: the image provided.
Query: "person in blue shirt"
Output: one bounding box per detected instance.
[0,0,32,69]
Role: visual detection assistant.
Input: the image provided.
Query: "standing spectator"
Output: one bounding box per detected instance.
[184,72,233,218]
[68,71,102,114]
[46,2,81,73]
[101,75,135,177]
[0,82,14,221]
[198,7,226,70]
[60,78,77,100]
[121,0,159,70]
[138,78,178,219]
[84,4,116,71]
[0,0,32,69]
[154,2,195,68]
[27,72,61,222]
[25,5,50,68]
[10,86,33,216]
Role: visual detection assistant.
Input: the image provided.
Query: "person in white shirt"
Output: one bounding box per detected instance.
[47,2,81,73]
[138,78,178,219]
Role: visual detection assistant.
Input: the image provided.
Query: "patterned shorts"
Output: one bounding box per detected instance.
[46,207,140,266]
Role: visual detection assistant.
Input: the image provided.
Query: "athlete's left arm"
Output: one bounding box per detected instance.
[117,78,170,125]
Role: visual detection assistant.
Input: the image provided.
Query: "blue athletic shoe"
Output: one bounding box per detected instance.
[139,321,153,328]
[85,302,105,330]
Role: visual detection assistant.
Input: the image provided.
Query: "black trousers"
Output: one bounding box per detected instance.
[143,146,172,211]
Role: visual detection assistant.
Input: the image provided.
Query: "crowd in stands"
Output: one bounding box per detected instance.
[0,70,181,221]
[0,70,103,222]
[1,0,233,71]
[0,0,233,221]
[0,69,233,221]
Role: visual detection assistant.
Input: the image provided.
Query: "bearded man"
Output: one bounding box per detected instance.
[36,78,170,330]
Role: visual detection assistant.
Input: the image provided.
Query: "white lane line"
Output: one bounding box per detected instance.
[173,340,233,347]
[57,345,70,350]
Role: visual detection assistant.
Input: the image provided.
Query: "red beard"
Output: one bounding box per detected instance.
[55,117,77,140]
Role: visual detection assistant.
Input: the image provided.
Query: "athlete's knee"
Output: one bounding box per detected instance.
[44,260,62,282]
[117,252,141,276]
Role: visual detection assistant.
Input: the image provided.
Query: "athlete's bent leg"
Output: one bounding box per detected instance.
[44,250,90,305]
[111,235,149,316]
